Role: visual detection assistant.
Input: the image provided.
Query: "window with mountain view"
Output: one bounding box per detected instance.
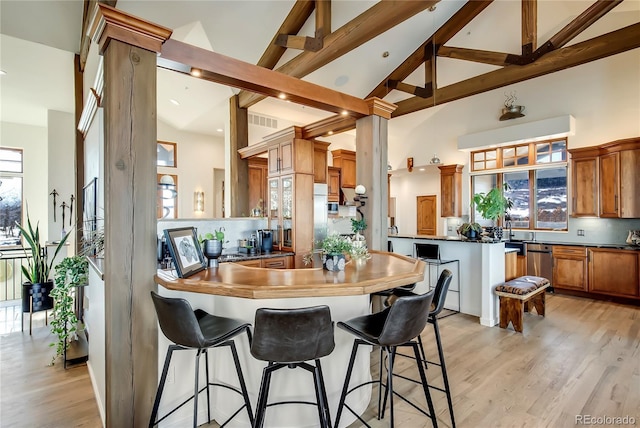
[0,148,23,246]
[470,139,568,231]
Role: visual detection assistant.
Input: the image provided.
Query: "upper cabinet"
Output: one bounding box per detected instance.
[328,167,341,202]
[438,164,463,218]
[569,137,640,218]
[313,142,330,184]
[569,147,599,217]
[248,157,268,216]
[331,149,356,188]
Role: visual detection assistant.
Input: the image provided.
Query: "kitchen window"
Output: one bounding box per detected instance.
[470,140,568,231]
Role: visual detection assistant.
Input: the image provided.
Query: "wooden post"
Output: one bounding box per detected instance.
[356,98,396,251]
[90,4,171,426]
[229,95,249,217]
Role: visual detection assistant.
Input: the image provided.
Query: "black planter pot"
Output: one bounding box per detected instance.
[22,281,54,313]
[466,230,478,240]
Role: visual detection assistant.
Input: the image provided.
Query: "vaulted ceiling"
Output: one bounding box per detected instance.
[1,0,639,146]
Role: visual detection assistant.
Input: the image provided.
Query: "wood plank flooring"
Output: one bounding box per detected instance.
[0,294,638,427]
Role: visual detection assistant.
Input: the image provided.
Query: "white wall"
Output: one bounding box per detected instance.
[0,121,49,236]
[157,120,225,218]
[47,110,76,248]
[387,50,640,240]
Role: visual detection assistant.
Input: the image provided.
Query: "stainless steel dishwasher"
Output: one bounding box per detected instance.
[526,243,554,290]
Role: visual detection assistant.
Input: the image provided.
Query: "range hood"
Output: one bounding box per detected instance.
[341,187,357,205]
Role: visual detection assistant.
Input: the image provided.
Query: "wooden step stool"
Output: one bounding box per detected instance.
[495,276,550,333]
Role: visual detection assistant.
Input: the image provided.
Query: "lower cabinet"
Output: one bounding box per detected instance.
[234,256,293,269]
[589,248,639,298]
[552,246,588,291]
[505,252,517,281]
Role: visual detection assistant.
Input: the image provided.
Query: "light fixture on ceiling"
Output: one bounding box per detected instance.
[190,68,202,77]
[341,110,349,116]
[429,153,441,165]
[500,91,525,121]
[278,93,287,100]
[169,99,180,106]
[0,70,6,76]
[216,128,223,133]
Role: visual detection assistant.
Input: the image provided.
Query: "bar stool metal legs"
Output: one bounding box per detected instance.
[334,290,438,428]
[149,291,254,428]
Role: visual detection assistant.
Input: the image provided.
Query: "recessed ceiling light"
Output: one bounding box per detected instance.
[170,99,180,106]
[278,93,287,100]
[327,131,334,135]
[190,68,202,77]
[0,70,6,76]
[419,168,425,171]
[341,110,348,116]
[216,128,223,132]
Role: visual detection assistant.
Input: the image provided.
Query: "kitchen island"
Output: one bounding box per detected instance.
[388,234,506,327]
[154,251,425,428]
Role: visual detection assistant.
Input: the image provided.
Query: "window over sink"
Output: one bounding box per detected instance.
[470,139,568,231]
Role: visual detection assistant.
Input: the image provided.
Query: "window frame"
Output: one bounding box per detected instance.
[470,139,569,231]
[0,148,24,173]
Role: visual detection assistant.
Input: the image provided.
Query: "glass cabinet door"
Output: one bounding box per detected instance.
[268,178,280,248]
[281,176,293,248]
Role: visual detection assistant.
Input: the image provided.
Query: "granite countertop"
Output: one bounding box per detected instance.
[388,235,640,250]
[388,234,502,244]
[218,250,295,263]
[505,248,519,253]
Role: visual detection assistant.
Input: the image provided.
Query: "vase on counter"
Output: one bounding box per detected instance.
[323,253,346,271]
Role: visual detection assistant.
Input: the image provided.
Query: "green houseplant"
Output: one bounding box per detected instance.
[50,255,88,364]
[472,183,513,240]
[458,222,483,240]
[320,233,352,271]
[16,214,71,320]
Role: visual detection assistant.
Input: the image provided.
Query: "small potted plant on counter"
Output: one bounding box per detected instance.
[320,232,352,272]
[458,222,483,240]
[351,217,367,248]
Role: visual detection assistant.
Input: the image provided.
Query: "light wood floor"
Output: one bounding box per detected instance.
[0,294,638,427]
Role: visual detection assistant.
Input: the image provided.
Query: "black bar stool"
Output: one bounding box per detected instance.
[390,269,456,428]
[334,289,438,428]
[250,305,335,428]
[149,291,254,428]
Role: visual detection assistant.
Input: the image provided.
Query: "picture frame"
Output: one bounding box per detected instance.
[163,227,206,278]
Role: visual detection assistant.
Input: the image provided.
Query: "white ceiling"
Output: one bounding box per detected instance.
[1,0,638,146]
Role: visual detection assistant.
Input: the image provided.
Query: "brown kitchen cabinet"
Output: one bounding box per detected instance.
[248,157,268,215]
[552,246,588,291]
[569,147,599,217]
[328,166,341,202]
[261,256,293,269]
[505,251,517,281]
[438,164,463,217]
[313,141,330,184]
[588,248,639,298]
[599,151,619,218]
[234,259,262,268]
[331,149,356,188]
[516,255,526,278]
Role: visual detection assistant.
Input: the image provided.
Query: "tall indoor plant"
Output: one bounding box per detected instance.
[50,255,88,364]
[16,214,70,316]
[472,183,513,239]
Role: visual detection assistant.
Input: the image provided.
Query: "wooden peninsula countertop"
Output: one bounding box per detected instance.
[155,251,425,299]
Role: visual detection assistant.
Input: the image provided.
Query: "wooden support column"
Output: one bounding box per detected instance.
[89,4,172,427]
[355,98,396,251]
[229,95,249,217]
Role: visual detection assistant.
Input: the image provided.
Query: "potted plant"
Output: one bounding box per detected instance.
[320,232,352,271]
[458,222,483,240]
[350,217,367,249]
[16,214,70,324]
[50,255,88,364]
[472,183,513,240]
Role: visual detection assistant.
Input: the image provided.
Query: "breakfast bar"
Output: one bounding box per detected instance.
[154,251,425,428]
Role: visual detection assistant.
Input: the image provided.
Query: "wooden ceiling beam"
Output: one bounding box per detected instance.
[302,115,356,139]
[522,0,537,55]
[388,81,433,99]
[158,39,370,117]
[368,0,493,99]
[437,46,518,66]
[392,23,640,117]
[529,0,623,62]
[239,0,439,109]
[257,1,315,70]
[275,0,331,52]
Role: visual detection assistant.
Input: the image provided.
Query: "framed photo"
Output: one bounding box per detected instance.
[164,227,205,278]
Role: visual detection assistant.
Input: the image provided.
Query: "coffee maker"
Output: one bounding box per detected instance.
[258,229,273,253]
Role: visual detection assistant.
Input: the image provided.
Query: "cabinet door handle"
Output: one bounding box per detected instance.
[572,197,575,212]
[614,195,618,211]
